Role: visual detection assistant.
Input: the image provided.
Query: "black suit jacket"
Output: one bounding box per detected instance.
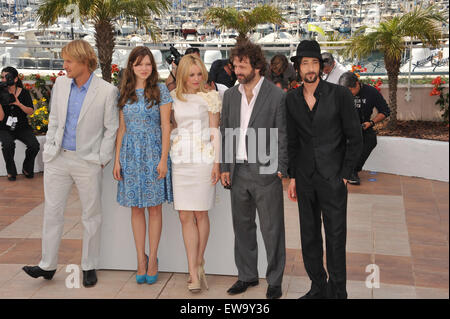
[285,80,363,181]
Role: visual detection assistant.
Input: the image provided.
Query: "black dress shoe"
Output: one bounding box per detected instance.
[7,175,16,181]
[299,288,327,299]
[266,285,282,299]
[22,169,34,179]
[83,270,97,287]
[347,171,361,185]
[227,280,259,295]
[22,265,56,280]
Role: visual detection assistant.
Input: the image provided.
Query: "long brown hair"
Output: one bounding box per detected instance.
[118,46,160,108]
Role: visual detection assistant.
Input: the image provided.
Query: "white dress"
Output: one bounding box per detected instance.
[170,90,222,211]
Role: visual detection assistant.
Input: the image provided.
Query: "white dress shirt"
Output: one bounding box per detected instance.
[215,83,228,100]
[236,76,265,161]
[322,61,348,85]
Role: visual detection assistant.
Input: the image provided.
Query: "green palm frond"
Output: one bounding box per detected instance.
[38,0,170,41]
[36,0,76,26]
[114,0,170,41]
[37,0,170,82]
[247,5,284,26]
[205,7,242,30]
[345,5,445,61]
[38,0,169,31]
[397,5,444,47]
[344,5,446,128]
[345,27,379,60]
[205,5,285,40]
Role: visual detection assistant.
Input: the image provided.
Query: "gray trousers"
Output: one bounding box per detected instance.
[230,163,286,286]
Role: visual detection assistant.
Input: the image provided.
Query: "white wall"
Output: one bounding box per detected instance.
[364,136,449,182]
[98,161,269,277]
[0,135,45,176]
[378,84,449,122]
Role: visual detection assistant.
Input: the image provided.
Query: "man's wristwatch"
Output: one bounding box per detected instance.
[369,120,375,127]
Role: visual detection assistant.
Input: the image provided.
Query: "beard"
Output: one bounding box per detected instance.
[237,68,256,84]
[302,71,319,84]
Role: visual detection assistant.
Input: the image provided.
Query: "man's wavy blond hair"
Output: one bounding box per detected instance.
[61,40,98,73]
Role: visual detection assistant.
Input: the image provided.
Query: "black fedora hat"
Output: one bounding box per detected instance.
[290,40,322,63]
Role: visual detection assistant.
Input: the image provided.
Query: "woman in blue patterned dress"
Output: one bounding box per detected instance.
[113,46,173,284]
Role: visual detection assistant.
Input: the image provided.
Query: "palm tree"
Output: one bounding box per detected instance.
[345,5,446,128]
[37,0,170,82]
[205,5,284,43]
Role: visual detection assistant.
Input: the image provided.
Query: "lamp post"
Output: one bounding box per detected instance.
[359,0,362,26]
[309,0,313,39]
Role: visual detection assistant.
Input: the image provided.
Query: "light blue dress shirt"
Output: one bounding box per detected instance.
[61,73,94,151]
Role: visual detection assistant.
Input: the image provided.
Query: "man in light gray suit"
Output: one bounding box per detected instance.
[220,41,288,299]
[22,40,119,287]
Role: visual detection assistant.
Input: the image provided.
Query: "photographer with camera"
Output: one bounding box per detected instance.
[266,54,298,91]
[338,72,390,185]
[209,58,236,89]
[0,66,40,181]
[165,46,200,92]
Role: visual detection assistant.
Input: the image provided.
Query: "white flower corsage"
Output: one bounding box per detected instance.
[197,90,222,114]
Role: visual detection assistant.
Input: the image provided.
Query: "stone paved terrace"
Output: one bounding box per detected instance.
[0,171,448,299]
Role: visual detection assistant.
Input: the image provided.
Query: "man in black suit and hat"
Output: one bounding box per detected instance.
[285,40,363,299]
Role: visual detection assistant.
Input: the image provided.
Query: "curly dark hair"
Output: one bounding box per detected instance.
[230,41,267,75]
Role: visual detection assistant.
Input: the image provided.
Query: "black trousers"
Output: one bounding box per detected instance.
[295,170,348,299]
[356,128,377,172]
[0,128,40,176]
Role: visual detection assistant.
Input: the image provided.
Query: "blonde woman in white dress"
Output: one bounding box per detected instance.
[170,54,222,292]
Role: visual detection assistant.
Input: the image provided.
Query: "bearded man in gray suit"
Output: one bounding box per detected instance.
[220,41,288,299]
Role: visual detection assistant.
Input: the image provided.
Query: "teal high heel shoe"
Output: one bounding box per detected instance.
[136,255,148,284]
[146,258,159,285]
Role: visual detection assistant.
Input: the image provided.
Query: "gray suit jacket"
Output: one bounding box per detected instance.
[220,78,288,184]
[43,75,119,166]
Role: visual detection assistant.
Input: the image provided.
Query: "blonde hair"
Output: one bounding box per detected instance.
[61,40,98,73]
[175,54,208,102]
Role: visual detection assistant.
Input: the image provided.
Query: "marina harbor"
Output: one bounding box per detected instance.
[1,0,449,78]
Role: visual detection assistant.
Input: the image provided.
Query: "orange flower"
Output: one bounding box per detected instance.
[431,76,442,85]
[111,64,120,74]
[430,88,441,96]
[35,74,40,79]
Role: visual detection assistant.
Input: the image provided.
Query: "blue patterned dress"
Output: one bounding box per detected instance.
[117,84,173,208]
